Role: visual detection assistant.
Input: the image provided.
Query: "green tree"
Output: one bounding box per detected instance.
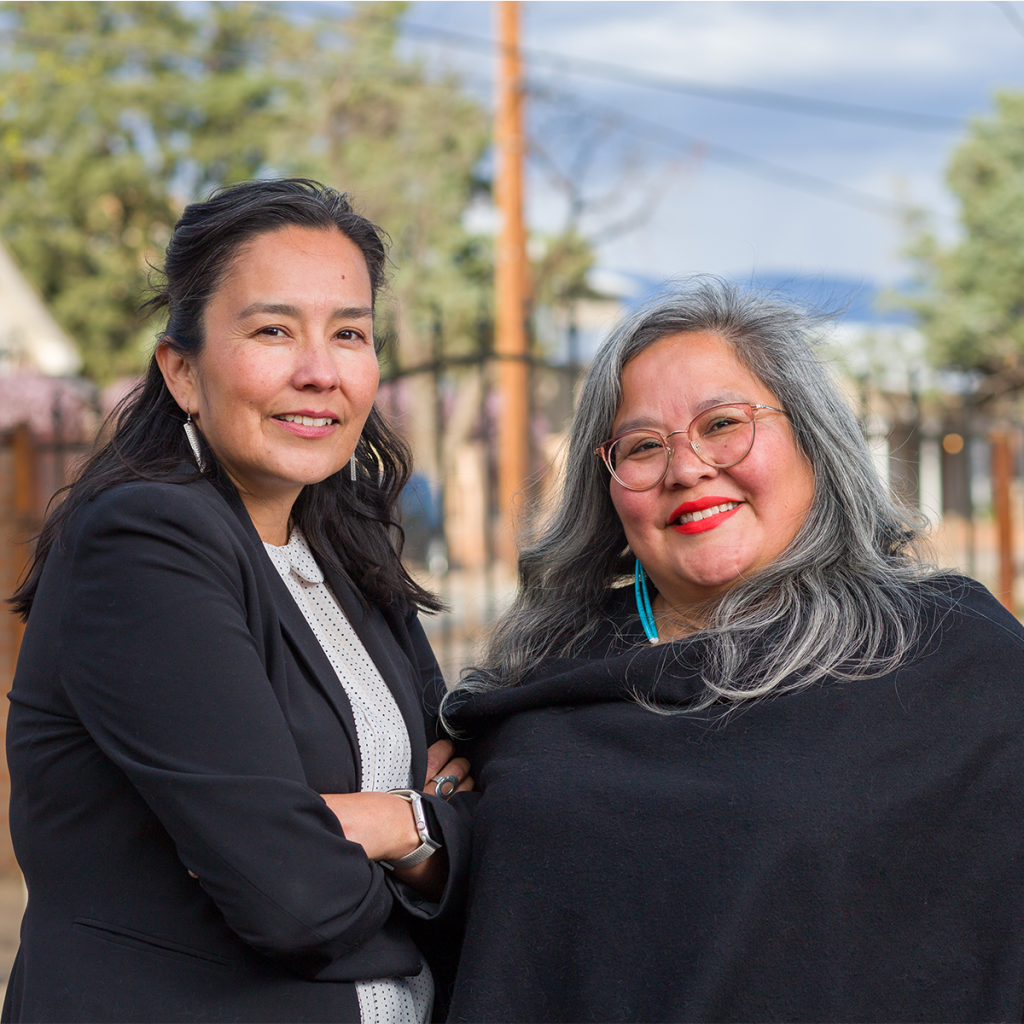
[0,0,494,388]
[911,91,1024,381]
[289,1,491,375]
[0,0,596,472]
[0,1,300,382]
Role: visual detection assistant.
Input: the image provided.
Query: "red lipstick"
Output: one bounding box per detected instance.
[669,495,743,535]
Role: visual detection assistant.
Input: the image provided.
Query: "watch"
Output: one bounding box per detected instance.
[381,789,442,870]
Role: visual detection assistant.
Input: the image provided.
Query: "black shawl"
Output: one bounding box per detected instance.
[445,576,1024,1023]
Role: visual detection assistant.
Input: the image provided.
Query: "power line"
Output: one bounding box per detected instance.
[403,20,963,133]
[1,17,920,220]
[993,1,1024,42]
[528,84,909,219]
[4,16,966,133]
[456,66,912,218]
[407,22,958,133]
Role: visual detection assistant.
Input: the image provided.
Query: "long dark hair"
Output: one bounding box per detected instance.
[13,178,440,619]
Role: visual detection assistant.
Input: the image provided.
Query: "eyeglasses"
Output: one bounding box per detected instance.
[595,403,786,492]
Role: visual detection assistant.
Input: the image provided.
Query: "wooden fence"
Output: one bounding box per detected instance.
[0,424,89,875]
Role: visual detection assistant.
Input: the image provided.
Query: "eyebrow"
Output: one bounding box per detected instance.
[237,302,374,321]
[614,394,752,435]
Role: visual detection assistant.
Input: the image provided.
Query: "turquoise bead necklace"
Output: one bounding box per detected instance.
[634,559,659,644]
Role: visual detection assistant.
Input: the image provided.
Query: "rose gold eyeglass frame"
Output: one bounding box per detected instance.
[594,403,786,492]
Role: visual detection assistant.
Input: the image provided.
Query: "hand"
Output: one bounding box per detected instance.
[319,742,471,900]
[320,784,451,901]
[319,791,422,863]
[424,739,473,800]
[319,742,471,858]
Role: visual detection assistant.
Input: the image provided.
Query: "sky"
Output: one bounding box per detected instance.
[393,1,1024,298]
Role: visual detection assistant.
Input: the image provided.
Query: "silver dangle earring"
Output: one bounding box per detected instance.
[350,451,357,482]
[183,412,206,472]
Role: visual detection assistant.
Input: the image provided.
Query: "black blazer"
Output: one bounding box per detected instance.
[3,474,467,1023]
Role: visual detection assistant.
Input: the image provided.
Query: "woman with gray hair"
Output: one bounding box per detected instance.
[443,279,1024,1023]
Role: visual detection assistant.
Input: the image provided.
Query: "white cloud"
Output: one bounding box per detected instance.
[533,1,1022,90]
[405,1,1023,287]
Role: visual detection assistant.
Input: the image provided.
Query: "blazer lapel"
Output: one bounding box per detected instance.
[205,478,365,786]
[203,474,427,789]
[322,567,429,786]
[262,562,366,786]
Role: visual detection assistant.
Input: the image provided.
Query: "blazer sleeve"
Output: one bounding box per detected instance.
[384,609,473,922]
[53,482,398,975]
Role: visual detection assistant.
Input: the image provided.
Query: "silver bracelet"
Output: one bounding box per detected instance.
[380,789,441,871]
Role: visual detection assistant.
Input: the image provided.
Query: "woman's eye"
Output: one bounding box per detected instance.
[626,437,664,457]
[703,416,740,434]
[336,328,367,343]
[257,326,285,338]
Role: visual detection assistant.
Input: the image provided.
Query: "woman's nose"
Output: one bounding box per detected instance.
[294,340,341,390]
[664,440,719,487]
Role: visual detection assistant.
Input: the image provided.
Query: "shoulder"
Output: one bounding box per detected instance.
[906,573,1024,686]
[57,478,257,579]
[918,573,1024,648]
[69,478,241,541]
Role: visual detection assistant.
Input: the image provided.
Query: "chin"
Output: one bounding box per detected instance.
[283,461,348,487]
[679,566,751,601]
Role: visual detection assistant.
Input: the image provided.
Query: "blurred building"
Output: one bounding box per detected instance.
[0,241,80,378]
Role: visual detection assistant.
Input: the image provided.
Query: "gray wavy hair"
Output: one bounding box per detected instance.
[447,278,941,713]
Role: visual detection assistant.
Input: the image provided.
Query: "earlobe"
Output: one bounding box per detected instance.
[156,340,196,413]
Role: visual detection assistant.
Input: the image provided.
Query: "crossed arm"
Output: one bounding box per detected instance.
[321,739,472,900]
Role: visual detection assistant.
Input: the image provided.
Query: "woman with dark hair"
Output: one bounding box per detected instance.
[6,178,470,1024]
[443,280,1024,1023]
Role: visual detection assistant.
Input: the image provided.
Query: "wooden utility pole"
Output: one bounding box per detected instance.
[494,0,529,561]
[990,429,1016,612]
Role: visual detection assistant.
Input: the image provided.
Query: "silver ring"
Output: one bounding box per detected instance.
[433,775,459,800]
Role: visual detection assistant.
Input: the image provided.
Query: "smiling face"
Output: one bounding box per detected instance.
[609,331,815,619]
[157,224,379,543]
